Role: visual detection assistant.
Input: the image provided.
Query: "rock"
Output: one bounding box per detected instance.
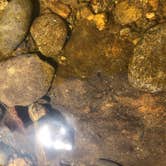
[76,6,107,31]
[87,12,107,31]
[128,24,166,92]
[90,0,112,13]
[0,54,54,106]
[114,1,142,25]
[148,0,158,11]
[0,0,8,11]
[47,1,71,19]
[0,0,33,60]
[8,158,32,166]
[39,0,71,18]
[30,13,67,59]
[28,102,47,122]
[76,6,93,20]
[145,12,155,20]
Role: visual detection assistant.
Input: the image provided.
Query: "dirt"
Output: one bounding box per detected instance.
[49,72,166,166]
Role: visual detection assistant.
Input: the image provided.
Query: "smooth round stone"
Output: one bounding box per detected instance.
[0,0,33,60]
[0,54,55,106]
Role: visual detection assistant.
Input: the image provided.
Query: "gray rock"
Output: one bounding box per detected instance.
[30,13,67,59]
[0,54,54,106]
[0,0,33,60]
[128,23,166,92]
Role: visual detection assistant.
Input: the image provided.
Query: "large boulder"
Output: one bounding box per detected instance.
[0,0,33,60]
[128,24,166,92]
[0,54,55,106]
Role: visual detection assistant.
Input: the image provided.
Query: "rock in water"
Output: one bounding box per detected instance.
[114,1,142,25]
[128,24,166,93]
[0,54,55,106]
[0,0,33,60]
[30,13,67,59]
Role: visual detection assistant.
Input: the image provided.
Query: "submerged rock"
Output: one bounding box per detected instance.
[30,13,67,59]
[0,0,8,11]
[0,54,54,106]
[114,1,142,25]
[0,0,33,60]
[128,24,166,92]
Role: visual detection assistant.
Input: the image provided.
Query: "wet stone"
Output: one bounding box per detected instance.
[0,0,8,11]
[0,0,33,60]
[128,23,166,92]
[114,1,142,25]
[0,54,55,106]
[30,13,68,59]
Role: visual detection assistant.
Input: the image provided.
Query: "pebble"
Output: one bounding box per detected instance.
[145,12,155,20]
[0,54,55,106]
[48,1,71,19]
[114,1,142,25]
[0,0,8,11]
[30,13,67,59]
[77,6,107,30]
[0,0,33,60]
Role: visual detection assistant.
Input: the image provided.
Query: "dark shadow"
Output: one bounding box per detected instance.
[36,51,58,70]
[15,106,33,127]
[31,0,40,20]
[99,158,123,166]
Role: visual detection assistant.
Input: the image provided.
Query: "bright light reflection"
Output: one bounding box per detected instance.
[60,127,66,135]
[53,140,72,151]
[37,125,72,151]
[37,125,52,148]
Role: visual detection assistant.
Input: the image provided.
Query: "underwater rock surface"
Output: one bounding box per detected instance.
[0,54,54,106]
[128,23,166,92]
[63,20,133,78]
[114,1,142,25]
[0,0,33,60]
[30,13,67,59]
